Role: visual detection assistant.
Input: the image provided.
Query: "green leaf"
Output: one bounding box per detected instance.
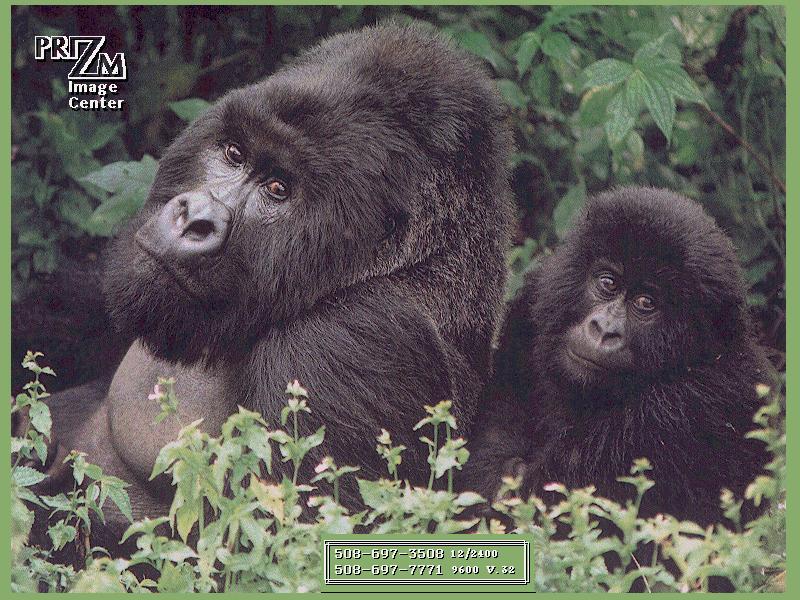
[28,401,52,436]
[541,32,573,62]
[81,155,157,236]
[169,98,212,123]
[86,123,123,152]
[47,522,77,550]
[581,58,633,90]
[175,503,198,542]
[604,91,635,148]
[624,70,648,115]
[633,32,682,67]
[57,190,95,230]
[649,63,707,107]
[453,30,506,71]
[553,182,586,239]
[496,79,528,110]
[578,85,616,127]
[13,465,48,487]
[157,562,195,593]
[515,32,540,77]
[106,484,133,523]
[641,75,675,142]
[80,155,157,195]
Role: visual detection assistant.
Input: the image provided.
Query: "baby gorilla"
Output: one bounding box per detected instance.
[29,23,514,554]
[462,187,770,526]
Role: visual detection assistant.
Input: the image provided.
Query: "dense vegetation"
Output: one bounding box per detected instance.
[11,5,785,593]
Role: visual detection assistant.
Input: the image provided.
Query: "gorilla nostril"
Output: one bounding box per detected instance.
[183,219,216,241]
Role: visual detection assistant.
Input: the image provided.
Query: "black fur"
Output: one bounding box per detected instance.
[32,23,514,553]
[462,187,770,527]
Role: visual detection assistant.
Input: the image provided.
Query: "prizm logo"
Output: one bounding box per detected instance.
[34,35,127,80]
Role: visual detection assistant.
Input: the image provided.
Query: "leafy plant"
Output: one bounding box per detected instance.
[11,356,785,593]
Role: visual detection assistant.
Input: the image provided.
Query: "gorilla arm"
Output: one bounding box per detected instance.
[241,279,480,502]
[456,276,540,500]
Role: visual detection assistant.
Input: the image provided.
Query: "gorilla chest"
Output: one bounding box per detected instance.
[107,340,238,484]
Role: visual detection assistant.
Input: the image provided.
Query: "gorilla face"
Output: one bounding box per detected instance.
[532,187,748,391]
[103,33,466,365]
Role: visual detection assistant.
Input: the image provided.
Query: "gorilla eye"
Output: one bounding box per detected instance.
[598,273,618,294]
[265,178,290,201]
[224,143,245,165]
[632,294,656,312]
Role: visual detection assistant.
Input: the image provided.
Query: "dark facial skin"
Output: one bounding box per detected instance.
[562,263,660,387]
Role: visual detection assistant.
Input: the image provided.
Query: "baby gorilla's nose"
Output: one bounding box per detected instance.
[136,191,231,263]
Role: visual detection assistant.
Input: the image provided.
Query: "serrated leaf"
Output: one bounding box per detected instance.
[13,465,48,487]
[641,75,675,142]
[496,79,528,110]
[624,70,648,115]
[515,32,540,77]
[169,98,211,123]
[605,92,636,148]
[28,401,52,436]
[553,182,586,239]
[106,485,133,523]
[650,64,707,107]
[581,58,633,90]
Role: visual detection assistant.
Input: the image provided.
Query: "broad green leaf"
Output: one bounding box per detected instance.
[605,91,635,148]
[633,32,682,67]
[624,70,648,115]
[496,79,528,110]
[176,503,199,542]
[81,155,158,236]
[106,484,133,523]
[553,181,586,239]
[641,75,676,142]
[578,85,616,127]
[57,190,95,230]
[581,58,633,90]
[13,465,48,487]
[453,30,507,71]
[28,401,52,436]
[47,522,77,550]
[515,32,541,77]
[541,32,573,62]
[650,64,707,107]
[80,155,157,195]
[86,122,123,151]
[169,98,212,123]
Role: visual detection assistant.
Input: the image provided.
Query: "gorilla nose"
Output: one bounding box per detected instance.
[588,317,625,352]
[136,191,231,263]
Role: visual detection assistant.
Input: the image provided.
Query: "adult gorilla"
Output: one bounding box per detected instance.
[462,187,771,527]
[29,23,514,548]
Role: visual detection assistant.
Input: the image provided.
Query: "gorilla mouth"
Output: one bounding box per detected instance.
[134,236,208,305]
[566,348,607,371]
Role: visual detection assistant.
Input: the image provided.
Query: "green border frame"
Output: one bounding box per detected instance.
[2,2,794,598]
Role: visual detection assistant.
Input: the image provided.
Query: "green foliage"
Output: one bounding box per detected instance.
[11,357,786,592]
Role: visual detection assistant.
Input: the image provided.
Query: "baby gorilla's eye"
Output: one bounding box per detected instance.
[265,178,290,201]
[632,294,656,312]
[598,273,618,294]
[224,143,245,165]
